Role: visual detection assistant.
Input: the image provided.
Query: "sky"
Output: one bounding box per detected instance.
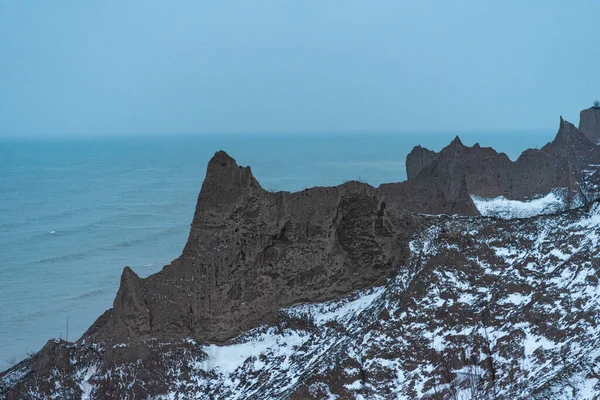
[0,1,599,137]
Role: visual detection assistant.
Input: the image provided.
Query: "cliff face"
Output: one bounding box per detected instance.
[83,151,417,347]
[381,117,600,215]
[381,137,514,216]
[579,106,600,144]
[406,145,439,180]
[5,199,600,399]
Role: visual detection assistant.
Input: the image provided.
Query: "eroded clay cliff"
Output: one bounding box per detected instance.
[380,117,600,215]
[83,151,418,347]
[579,106,600,144]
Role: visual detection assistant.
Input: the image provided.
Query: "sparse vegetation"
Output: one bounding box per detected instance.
[594,100,600,108]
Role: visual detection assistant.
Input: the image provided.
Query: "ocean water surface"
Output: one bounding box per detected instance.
[0,131,554,368]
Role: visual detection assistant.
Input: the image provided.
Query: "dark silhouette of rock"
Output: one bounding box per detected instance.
[381,116,600,215]
[380,136,512,215]
[406,145,439,180]
[543,117,593,160]
[579,106,600,144]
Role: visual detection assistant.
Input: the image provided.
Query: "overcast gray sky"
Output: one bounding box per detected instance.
[1,1,598,136]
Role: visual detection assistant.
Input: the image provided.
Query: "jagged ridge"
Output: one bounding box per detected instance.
[81,151,416,348]
[381,116,600,216]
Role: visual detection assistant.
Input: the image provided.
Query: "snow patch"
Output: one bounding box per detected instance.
[499,292,532,306]
[344,380,364,390]
[78,364,98,400]
[283,286,385,324]
[202,330,305,374]
[471,190,568,219]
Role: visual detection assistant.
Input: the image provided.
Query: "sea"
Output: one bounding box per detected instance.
[0,130,555,369]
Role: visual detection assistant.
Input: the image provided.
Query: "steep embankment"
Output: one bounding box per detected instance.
[0,151,419,398]
[579,106,600,145]
[3,194,600,399]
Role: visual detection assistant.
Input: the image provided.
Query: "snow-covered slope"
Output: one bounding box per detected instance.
[3,201,600,399]
[470,162,600,220]
[471,188,590,219]
[471,189,568,219]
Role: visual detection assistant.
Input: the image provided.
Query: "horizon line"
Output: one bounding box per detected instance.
[0,127,556,140]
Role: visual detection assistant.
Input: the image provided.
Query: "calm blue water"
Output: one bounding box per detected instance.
[0,131,554,368]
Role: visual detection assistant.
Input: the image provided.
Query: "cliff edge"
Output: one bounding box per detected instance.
[579,106,600,144]
[82,151,418,347]
[381,116,600,215]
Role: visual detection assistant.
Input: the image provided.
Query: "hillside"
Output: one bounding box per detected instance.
[3,109,600,399]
